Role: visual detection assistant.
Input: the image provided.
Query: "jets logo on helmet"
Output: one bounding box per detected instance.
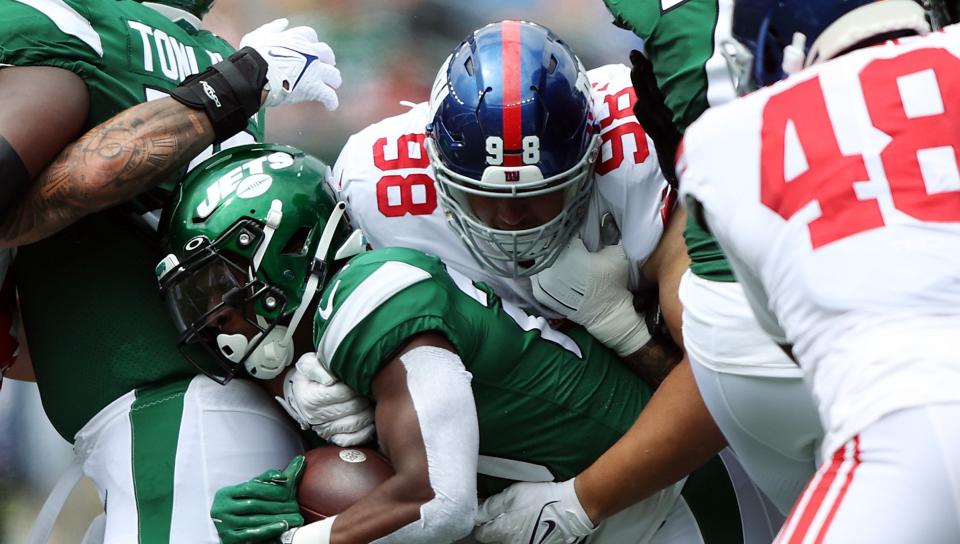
[195,151,294,218]
[158,144,363,384]
[426,20,600,278]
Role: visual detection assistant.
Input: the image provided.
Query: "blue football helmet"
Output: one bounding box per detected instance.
[724,0,936,93]
[426,20,600,278]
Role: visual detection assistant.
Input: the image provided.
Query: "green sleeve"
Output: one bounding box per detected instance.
[603,0,721,130]
[603,0,661,38]
[312,249,469,397]
[0,0,102,75]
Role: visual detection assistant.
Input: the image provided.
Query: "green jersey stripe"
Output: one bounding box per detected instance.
[129,378,190,544]
[13,0,103,56]
[318,261,432,366]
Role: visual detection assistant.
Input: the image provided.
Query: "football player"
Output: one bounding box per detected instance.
[0,1,342,541]
[311,20,780,543]
[157,143,772,544]
[679,1,960,542]
[593,0,824,515]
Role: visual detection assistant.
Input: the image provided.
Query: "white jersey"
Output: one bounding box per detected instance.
[330,64,671,316]
[679,27,960,457]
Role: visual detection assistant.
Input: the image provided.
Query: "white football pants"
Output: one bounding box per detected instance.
[776,403,960,544]
[75,375,304,544]
[681,271,823,514]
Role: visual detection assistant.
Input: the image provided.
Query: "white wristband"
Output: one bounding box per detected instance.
[575,294,651,357]
[285,515,336,544]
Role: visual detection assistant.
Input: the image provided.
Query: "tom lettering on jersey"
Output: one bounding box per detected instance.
[196,152,295,219]
[128,21,224,82]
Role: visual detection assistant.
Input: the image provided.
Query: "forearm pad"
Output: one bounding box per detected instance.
[169,47,267,143]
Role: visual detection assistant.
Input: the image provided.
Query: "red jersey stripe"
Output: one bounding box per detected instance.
[502,20,522,167]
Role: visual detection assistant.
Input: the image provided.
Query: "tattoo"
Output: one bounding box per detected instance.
[622,335,684,389]
[0,99,214,247]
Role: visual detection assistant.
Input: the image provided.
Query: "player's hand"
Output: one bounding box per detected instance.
[211,455,306,544]
[239,18,341,110]
[531,237,651,356]
[276,352,376,447]
[474,479,595,544]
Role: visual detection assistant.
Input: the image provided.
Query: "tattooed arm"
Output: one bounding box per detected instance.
[0,97,214,248]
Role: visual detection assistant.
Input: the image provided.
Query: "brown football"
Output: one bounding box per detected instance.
[297,446,395,523]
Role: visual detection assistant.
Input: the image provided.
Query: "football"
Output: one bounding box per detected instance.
[297,445,395,523]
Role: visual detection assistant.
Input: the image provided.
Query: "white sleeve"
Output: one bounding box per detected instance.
[329,134,359,203]
[373,346,479,544]
[586,64,672,272]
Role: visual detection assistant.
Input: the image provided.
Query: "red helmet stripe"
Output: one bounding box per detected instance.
[502,20,523,167]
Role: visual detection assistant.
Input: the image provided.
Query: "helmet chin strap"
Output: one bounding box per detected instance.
[781,33,807,76]
[278,202,355,348]
[219,201,365,380]
[252,200,284,274]
[217,325,294,379]
[216,199,291,380]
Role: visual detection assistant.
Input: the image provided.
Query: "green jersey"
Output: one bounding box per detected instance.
[313,248,746,540]
[603,0,735,281]
[313,248,652,497]
[0,0,263,440]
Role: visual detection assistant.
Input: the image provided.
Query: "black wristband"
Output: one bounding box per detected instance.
[170,47,268,143]
[0,136,31,216]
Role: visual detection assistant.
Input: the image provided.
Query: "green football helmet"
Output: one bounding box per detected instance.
[157,144,364,384]
[137,0,217,19]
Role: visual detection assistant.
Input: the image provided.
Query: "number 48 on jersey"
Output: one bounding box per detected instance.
[760,47,960,249]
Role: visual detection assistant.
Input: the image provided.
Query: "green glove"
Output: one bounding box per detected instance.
[211,455,306,544]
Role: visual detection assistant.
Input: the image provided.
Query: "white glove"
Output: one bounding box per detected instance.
[474,479,595,544]
[531,237,650,357]
[275,352,375,446]
[239,18,342,110]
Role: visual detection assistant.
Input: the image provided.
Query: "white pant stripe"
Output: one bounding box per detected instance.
[776,462,828,543]
[800,440,857,544]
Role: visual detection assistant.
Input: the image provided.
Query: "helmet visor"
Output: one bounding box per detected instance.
[167,256,247,330]
[160,242,286,383]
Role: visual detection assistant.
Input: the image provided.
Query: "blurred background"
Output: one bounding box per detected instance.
[0,1,641,542]
[205,0,644,162]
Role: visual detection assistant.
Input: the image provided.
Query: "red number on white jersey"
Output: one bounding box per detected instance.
[760,77,881,248]
[760,47,960,248]
[596,86,650,176]
[860,48,960,222]
[372,134,437,217]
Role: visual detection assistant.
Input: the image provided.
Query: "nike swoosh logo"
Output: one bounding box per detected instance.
[267,47,319,90]
[268,46,308,60]
[528,501,560,544]
[318,279,340,320]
